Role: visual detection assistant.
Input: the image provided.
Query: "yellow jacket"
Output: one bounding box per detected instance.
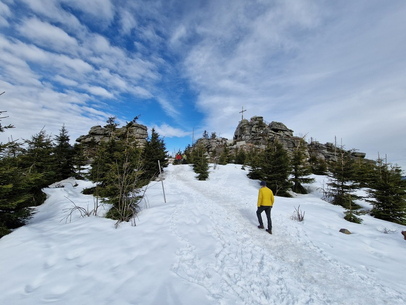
[257,186,275,207]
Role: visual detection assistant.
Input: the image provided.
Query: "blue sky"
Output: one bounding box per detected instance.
[0,0,406,169]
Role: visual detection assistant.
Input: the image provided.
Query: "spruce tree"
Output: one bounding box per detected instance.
[54,125,74,180]
[0,114,48,236]
[141,128,168,182]
[0,110,14,133]
[0,140,46,237]
[89,136,122,197]
[0,112,36,236]
[20,130,57,195]
[72,143,88,179]
[105,136,143,224]
[248,141,291,196]
[218,145,231,165]
[290,141,314,194]
[234,148,246,165]
[367,160,406,225]
[183,145,193,164]
[353,158,376,187]
[89,119,144,223]
[88,117,122,193]
[309,155,328,175]
[105,116,118,139]
[192,144,209,180]
[210,149,217,164]
[326,147,363,223]
[0,144,42,237]
[246,147,262,179]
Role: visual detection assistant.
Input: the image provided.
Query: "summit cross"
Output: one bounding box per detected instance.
[239,107,246,120]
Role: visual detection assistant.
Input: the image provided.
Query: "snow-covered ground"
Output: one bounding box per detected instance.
[1,164,405,305]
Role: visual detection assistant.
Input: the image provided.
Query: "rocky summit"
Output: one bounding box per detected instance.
[195,116,368,163]
[76,124,148,147]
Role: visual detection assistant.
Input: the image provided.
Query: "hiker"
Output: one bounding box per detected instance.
[256,181,274,234]
[176,153,182,164]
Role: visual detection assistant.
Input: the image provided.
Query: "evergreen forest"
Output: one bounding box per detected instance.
[1,115,405,238]
[0,116,168,237]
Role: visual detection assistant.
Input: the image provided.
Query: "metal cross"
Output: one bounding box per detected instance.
[239,106,247,120]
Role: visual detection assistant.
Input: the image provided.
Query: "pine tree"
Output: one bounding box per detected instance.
[183,145,193,164]
[245,147,262,179]
[72,143,88,179]
[20,130,57,193]
[353,158,376,187]
[0,113,47,236]
[141,128,168,182]
[89,119,144,223]
[104,116,118,139]
[367,160,406,225]
[89,136,122,197]
[54,125,74,180]
[264,141,292,197]
[88,117,124,191]
[210,149,217,164]
[218,145,231,165]
[234,148,246,165]
[290,141,314,194]
[0,142,45,237]
[248,141,291,196]
[309,155,328,175]
[192,144,209,180]
[0,109,14,133]
[105,139,143,224]
[325,147,363,223]
[0,111,37,237]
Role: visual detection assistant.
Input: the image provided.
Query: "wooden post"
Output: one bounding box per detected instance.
[158,160,166,203]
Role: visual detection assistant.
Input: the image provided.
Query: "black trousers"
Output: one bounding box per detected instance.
[256,206,272,230]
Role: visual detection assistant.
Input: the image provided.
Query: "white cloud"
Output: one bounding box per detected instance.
[81,85,114,99]
[157,97,180,120]
[55,55,94,74]
[0,2,11,27]
[20,0,83,31]
[169,24,187,48]
[153,123,190,138]
[170,0,406,168]
[54,75,79,87]
[0,35,93,84]
[2,0,406,169]
[0,84,109,144]
[88,34,116,54]
[17,18,78,53]
[0,1,168,149]
[119,9,137,35]
[128,86,152,99]
[60,0,115,23]
[0,17,9,28]
[96,69,127,90]
[0,1,11,15]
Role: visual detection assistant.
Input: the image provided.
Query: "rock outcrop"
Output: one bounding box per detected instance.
[76,124,148,147]
[232,116,304,156]
[195,116,368,164]
[234,116,294,143]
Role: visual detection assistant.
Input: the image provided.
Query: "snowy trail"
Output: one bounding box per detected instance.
[162,165,405,305]
[1,164,405,305]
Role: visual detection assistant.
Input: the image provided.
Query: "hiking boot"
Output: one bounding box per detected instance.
[258,225,264,229]
[266,229,272,234]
